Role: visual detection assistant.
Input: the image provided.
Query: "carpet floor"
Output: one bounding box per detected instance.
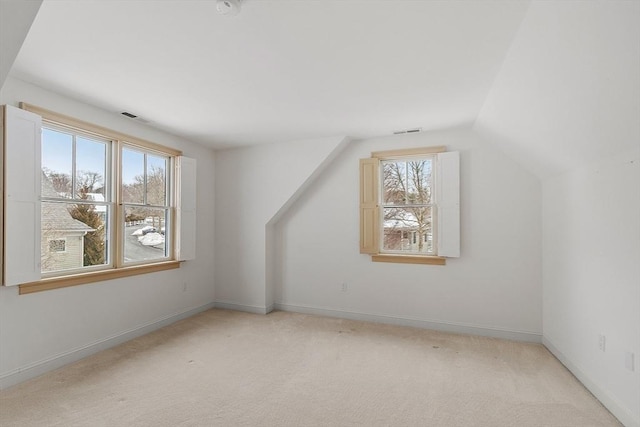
[0,309,622,426]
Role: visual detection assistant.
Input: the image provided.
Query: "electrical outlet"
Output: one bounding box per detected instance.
[341,282,348,292]
[625,352,635,372]
[183,282,188,292]
[598,334,606,352]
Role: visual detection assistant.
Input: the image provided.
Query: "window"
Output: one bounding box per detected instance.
[359,146,460,265]
[121,147,170,264]
[41,126,111,274]
[2,104,197,293]
[40,125,174,274]
[48,239,66,253]
[381,156,435,255]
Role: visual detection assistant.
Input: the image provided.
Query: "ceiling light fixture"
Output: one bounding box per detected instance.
[216,0,241,16]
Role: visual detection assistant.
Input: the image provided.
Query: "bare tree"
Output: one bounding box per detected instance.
[146,165,166,206]
[42,167,72,196]
[123,165,165,206]
[76,170,103,197]
[382,160,433,252]
[123,165,167,229]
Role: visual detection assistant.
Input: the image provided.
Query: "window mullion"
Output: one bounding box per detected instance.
[114,141,123,268]
[71,134,77,199]
[143,153,148,206]
[404,161,409,204]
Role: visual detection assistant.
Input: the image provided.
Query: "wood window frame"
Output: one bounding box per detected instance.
[9,103,183,294]
[360,145,459,265]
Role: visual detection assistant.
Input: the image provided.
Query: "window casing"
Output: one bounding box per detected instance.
[39,122,175,276]
[360,146,460,265]
[2,103,196,294]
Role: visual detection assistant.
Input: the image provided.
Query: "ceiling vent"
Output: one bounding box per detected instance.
[121,111,152,124]
[393,127,422,135]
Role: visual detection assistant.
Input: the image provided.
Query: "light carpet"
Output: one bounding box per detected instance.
[0,309,621,426]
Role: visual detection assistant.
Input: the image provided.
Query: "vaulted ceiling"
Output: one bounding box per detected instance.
[4,0,530,147]
[3,0,639,178]
[475,0,639,177]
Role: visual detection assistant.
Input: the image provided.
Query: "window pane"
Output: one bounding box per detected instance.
[41,128,73,198]
[124,206,169,263]
[146,155,167,206]
[406,159,432,205]
[382,161,406,204]
[122,148,144,204]
[41,201,109,273]
[76,136,107,199]
[382,206,433,254]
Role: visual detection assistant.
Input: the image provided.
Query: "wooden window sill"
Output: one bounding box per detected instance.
[371,254,446,265]
[18,261,180,295]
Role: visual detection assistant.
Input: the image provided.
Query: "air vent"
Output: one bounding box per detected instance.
[121,111,153,124]
[393,127,422,135]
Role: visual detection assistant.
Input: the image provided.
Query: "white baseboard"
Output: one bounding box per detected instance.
[273,303,542,343]
[0,302,215,390]
[214,300,273,315]
[543,337,638,427]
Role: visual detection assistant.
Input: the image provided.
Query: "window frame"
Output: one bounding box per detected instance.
[15,103,183,294]
[359,145,459,265]
[120,144,174,267]
[379,154,437,257]
[40,123,114,276]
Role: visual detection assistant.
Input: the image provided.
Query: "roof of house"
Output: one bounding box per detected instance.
[42,203,95,233]
[41,174,95,233]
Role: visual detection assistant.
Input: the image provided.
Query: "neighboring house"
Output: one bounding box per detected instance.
[383,227,433,253]
[383,214,433,253]
[41,174,94,273]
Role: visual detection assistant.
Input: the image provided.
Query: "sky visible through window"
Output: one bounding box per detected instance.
[42,127,153,187]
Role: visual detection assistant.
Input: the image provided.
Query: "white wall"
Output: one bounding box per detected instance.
[475,0,639,179]
[214,136,348,313]
[472,1,639,424]
[274,129,542,341]
[0,77,216,388]
[543,149,640,427]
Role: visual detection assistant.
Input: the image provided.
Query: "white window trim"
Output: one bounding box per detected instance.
[175,156,197,261]
[2,105,41,285]
[435,150,460,258]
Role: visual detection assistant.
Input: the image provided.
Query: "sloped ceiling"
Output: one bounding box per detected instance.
[474,0,640,177]
[4,1,638,178]
[7,0,529,148]
[0,0,42,88]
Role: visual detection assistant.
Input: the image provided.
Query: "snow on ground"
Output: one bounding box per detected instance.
[138,232,165,247]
